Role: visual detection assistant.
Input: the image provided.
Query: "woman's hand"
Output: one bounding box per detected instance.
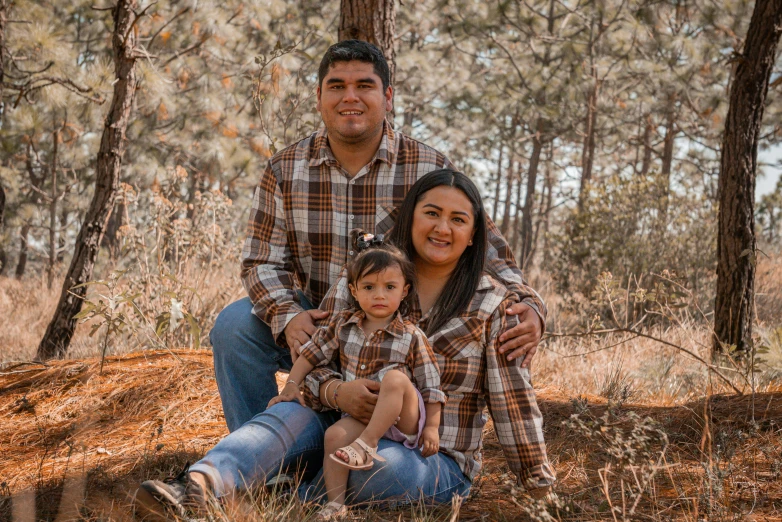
[336,379,380,423]
[499,303,543,367]
[268,382,304,408]
[420,426,440,457]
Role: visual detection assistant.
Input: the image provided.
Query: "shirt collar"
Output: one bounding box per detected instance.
[345,309,406,339]
[308,121,396,169]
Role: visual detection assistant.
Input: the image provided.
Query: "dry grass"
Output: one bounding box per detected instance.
[0,350,780,521]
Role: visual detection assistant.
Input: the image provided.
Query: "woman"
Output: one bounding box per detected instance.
[134,169,555,519]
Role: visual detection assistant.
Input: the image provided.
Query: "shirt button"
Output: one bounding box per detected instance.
[349,250,354,256]
[350,180,355,184]
[349,214,354,220]
[360,364,366,370]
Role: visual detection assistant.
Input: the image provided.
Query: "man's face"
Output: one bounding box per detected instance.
[316,61,393,148]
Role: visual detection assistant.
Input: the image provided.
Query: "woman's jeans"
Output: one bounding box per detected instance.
[202,297,471,505]
[189,402,471,506]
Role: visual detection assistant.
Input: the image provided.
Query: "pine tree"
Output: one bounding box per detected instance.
[713,0,782,356]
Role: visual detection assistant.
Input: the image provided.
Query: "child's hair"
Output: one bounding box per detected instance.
[347,229,417,315]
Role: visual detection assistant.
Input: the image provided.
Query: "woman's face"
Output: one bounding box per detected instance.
[411,186,476,272]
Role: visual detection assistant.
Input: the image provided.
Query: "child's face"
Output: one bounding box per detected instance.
[349,265,410,323]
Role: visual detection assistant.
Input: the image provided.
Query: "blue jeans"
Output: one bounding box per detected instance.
[189,402,471,506]
[210,296,310,432]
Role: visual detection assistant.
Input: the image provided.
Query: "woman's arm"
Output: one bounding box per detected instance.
[483,299,556,493]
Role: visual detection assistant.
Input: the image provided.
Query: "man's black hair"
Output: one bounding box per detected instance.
[318,40,391,90]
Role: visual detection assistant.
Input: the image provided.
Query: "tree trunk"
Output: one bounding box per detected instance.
[37,0,139,360]
[339,0,396,115]
[500,156,515,237]
[520,119,544,269]
[0,182,6,275]
[510,158,524,253]
[640,113,653,177]
[0,0,6,113]
[15,224,30,279]
[713,0,782,356]
[577,21,599,211]
[660,94,677,221]
[492,144,504,224]
[47,122,60,290]
[103,202,123,261]
[57,208,68,263]
[544,140,554,267]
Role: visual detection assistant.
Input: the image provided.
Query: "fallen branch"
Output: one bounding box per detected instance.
[544,327,744,395]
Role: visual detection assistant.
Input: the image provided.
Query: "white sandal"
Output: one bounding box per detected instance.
[317,501,347,520]
[329,437,386,470]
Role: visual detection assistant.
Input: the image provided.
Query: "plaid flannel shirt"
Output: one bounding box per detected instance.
[298,310,446,405]
[304,273,555,490]
[240,122,546,347]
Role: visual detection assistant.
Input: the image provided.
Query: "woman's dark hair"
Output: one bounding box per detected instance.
[318,40,391,90]
[346,230,417,315]
[387,169,487,335]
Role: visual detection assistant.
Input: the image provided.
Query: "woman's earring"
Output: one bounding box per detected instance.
[468,240,473,245]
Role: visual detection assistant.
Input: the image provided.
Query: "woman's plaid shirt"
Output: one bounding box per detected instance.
[298,310,446,405]
[239,123,546,347]
[305,274,556,490]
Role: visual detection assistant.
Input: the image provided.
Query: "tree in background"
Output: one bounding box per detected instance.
[713,0,782,356]
[339,0,397,113]
[37,0,141,360]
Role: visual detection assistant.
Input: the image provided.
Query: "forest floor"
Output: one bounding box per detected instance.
[1,350,780,521]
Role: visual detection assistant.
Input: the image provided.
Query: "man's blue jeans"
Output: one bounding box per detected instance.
[203,297,471,505]
[209,296,303,432]
[189,402,471,506]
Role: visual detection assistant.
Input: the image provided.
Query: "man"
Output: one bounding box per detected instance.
[134,40,549,519]
[214,40,546,433]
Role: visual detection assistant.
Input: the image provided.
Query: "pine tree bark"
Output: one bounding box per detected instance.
[714,0,782,355]
[0,0,6,108]
[47,121,60,290]
[15,224,30,279]
[640,113,653,177]
[0,182,6,275]
[37,0,139,360]
[510,158,524,252]
[339,0,396,113]
[520,119,545,270]
[500,157,515,237]
[660,94,677,220]
[492,144,504,224]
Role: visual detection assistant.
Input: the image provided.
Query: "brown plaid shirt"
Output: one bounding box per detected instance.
[240,122,546,345]
[298,310,446,405]
[305,274,555,490]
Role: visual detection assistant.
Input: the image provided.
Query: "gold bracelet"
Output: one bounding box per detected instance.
[333,382,344,412]
[322,379,336,409]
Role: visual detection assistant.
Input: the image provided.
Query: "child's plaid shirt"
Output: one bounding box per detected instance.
[298,310,446,405]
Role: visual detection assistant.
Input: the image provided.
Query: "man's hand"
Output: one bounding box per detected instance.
[284,309,329,362]
[335,379,380,423]
[500,302,544,368]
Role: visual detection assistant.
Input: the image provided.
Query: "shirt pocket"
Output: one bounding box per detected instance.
[374,204,399,236]
[433,320,485,394]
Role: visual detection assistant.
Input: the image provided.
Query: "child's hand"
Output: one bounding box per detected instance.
[420,426,440,457]
[268,382,305,408]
